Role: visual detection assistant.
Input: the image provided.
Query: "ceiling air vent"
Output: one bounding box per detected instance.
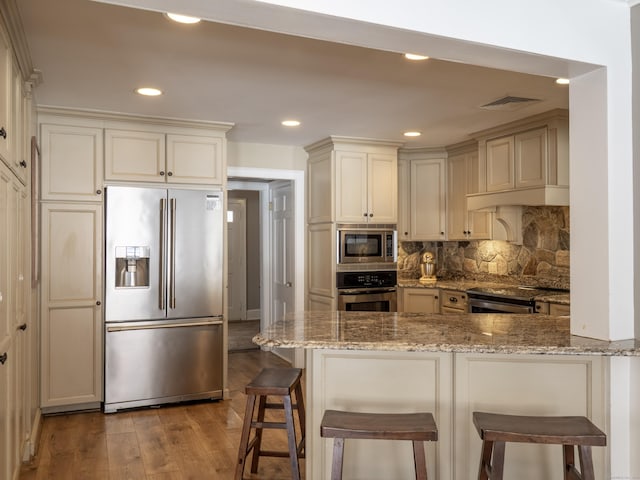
[479,95,541,111]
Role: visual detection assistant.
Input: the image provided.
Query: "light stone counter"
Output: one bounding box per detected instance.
[253,310,639,356]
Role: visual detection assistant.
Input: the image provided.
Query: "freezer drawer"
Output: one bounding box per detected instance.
[104,318,223,413]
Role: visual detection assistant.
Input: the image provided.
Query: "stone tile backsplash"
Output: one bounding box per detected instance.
[398,206,570,289]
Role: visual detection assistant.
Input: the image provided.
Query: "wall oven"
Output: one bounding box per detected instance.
[337,228,396,265]
[466,286,566,313]
[337,270,397,312]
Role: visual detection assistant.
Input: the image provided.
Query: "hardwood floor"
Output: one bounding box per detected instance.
[20,350,305,480]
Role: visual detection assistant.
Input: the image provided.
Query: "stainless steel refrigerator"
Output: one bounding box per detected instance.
[104,186,224,413]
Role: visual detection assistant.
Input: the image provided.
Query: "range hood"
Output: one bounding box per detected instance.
[466,185,569,212]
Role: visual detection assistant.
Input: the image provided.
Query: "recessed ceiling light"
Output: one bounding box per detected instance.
[136,87,163,96]
[165,12,201,24]
[282,120,301,127]
[556,78,570,85]
[404,131,421,137]
[404,53,429,61]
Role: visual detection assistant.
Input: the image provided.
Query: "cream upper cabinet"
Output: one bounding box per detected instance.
[447,148,491,241]
[397,158,410,241]
[485,135,514,192]
[40,203,103,410]
[40,123,104,202]
[105,129,225,185]
[515,127,547,188]
[335,150,397,223]
[410,158,446,241]
[400,287,440,313]
[306,137,400,225]
[0,25,11,169]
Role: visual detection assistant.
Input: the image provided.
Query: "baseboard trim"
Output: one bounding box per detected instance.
[246,309,261,320]
[25,408,42,461]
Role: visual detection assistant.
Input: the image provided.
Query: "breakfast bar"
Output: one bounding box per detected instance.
[254,312,640,480]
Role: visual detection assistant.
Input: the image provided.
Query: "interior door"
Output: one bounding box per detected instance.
[227,198,247,321]
[270,181,295,358]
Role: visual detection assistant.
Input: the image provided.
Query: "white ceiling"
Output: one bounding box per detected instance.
[16,0,569,148]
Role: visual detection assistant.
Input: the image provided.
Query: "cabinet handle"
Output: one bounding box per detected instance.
[96,189,102,195]
[18,323,27,331]
[0,127,6,139]
[96,300,101,306]
[19,160,27,168]
[449,297,457,303]
[167,171,173,177]
[0,352,6,365]
[160,171,165,176]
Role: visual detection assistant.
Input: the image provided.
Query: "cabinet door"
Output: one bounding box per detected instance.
[41,203,102,408]
[397,159,410,241]
[447,153,467,240]
[41,124,104,201]
[104,129,165,183]
[515,127,547,189]
[166,134,224,185]
[368,153,397,223]
[11,66,27,184]
[335,150,368,223]
[0,26,11,169]
[465,151,492,239]
[410,158,446,240]
[486,136,514,192]
[401,288,439,313]
[549,303,570,316]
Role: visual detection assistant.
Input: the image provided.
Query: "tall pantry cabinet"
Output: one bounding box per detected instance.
[0,6,38,478]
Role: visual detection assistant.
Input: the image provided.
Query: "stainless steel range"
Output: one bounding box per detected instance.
[466,286,566,314]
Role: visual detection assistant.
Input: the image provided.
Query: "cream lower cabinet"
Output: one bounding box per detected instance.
[40,203,103,411]
[400,287,440,313]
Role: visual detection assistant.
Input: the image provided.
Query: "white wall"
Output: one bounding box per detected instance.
[227,141,307,171]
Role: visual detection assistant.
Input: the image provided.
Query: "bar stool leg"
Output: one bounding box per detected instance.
[578,445,596,480]
[491,441,506,480]
[249,395,267,474]
[412,440,428,480]
[294,381,306,456]
[330,437,345,480]
[478,439,493,480]
[235,394,256,480]
[563,444,575,480]
[283,394,301,480]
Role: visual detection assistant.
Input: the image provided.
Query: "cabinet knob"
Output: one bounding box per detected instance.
[96,300,101,306]
[167,171,173,177]
[404,232,408,236]
[0,352,7,365]
[160,171,165,176]
[19,160,27,168]
[449,297,457,303]
[434,296,438,300]
[96,189,102,195]
[18,323,27,331]
[369,213,373,217]
[0,127,6,139]
[363,213,368,217]
[440,232,444,235]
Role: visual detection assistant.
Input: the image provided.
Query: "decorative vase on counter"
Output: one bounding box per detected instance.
[419,251,437,285]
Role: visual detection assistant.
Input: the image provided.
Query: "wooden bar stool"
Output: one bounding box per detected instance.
[320,409,438,480]
[235,368,305,480]
[473,411,606,480]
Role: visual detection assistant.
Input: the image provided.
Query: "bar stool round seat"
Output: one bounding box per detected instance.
[320,409,438,480]
[235,368,305,480]
[473,411,606,480]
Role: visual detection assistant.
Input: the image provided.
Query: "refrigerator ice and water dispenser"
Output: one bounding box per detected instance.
[115,246,150,288]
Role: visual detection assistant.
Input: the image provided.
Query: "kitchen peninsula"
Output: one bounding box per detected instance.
[254,312,639,479]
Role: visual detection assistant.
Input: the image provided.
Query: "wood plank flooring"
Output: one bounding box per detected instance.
[20,350,305,480]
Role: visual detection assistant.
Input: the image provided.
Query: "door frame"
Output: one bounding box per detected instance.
[227,197,247,321]
[227,166,305,367]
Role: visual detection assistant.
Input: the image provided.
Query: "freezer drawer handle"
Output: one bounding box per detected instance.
[107,320,223,332]
[159,198,167,310]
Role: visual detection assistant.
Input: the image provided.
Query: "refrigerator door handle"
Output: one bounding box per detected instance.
[106,319,223,333]
[169,197,177,309]
[159,198,167,310]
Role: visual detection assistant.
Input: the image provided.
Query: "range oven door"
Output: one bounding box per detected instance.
[337,289,397,312]
[468,297,534,314]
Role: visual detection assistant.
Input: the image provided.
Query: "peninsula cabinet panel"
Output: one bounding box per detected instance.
[104,129,165,183]
[40,124,104,202]
[41,203,102,410]
[166,134,224,185]
[307,349,453,480]
[454,353,607,480]
[308,223,334,297]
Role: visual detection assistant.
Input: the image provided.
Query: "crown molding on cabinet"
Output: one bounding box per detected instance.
[0,0,36,82]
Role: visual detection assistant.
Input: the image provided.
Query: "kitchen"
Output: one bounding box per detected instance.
[0,0,638,479]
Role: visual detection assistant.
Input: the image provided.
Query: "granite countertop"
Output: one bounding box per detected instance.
[398,279,571,304]
[253,311,640,356]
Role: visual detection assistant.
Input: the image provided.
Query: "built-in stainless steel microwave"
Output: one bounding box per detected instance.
[337,229,397,264]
